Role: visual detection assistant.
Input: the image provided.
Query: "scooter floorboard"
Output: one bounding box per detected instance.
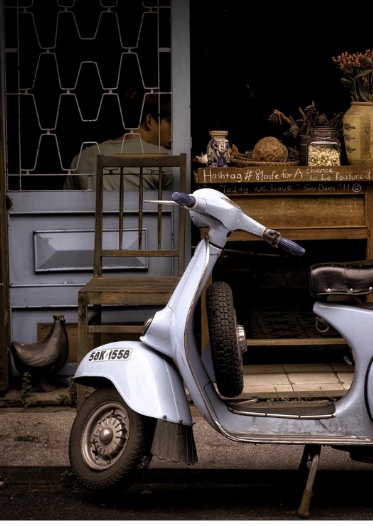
[228,398,335,418]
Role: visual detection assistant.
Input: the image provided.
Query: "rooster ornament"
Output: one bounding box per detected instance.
[11,313,69,391]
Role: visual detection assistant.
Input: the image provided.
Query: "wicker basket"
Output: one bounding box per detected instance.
[229,152,299,167]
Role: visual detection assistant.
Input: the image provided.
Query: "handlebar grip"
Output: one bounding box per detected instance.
[172,192,196,208]
[278,237,305,257]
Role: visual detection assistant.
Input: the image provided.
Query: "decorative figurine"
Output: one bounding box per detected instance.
[207,130,231,167]
[195,153,209,164]
[10,313,69,391]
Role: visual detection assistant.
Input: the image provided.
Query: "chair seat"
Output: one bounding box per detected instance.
[79,275,181,305]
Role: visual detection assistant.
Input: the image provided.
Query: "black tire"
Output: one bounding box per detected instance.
[206,281,244,397]
[69,386,155,491]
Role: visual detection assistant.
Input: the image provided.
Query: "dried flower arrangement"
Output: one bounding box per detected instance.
[228,102,343,166]
[332,49,373,102]
[264,102,343,164]
[268,101,343,140]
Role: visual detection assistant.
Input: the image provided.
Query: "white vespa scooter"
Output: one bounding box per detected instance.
[69,187,373,518]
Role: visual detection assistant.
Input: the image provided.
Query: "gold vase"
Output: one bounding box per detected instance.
[343,101,373,165]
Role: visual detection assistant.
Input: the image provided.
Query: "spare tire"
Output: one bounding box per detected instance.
[206,281,245,397]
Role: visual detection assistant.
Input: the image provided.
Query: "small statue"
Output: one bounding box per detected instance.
[195,153,209,164]
[207,130,231,167]
[10,313,69,391]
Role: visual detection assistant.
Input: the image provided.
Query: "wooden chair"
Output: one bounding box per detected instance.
[77,153,188,403]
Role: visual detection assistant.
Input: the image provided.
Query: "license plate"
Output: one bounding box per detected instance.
[88,348,132,362]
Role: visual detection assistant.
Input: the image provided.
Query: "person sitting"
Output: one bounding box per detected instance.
[64,88,172,190]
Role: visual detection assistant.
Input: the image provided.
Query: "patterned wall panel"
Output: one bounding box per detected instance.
[4,0,171,190]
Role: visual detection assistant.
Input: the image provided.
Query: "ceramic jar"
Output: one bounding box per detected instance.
[307,127,341,166]
[207,130,230,167]
[343,102,373,165]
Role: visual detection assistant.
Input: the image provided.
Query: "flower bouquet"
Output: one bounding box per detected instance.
[332,49,373,102]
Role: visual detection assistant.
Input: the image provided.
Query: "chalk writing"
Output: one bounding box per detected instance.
[198,166,372,185]
[270,184,292,192]
[219,182,363,194]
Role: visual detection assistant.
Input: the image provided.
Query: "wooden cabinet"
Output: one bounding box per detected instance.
[195,165,373,350]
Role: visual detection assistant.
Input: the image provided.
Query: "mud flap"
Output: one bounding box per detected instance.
[152,419,198,464]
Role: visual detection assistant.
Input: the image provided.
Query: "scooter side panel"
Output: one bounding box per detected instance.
[314,301,373,425]
[74,341,193,426]
[365,359,373,422]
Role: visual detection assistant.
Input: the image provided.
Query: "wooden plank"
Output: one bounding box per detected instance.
[88,325,143,333]
[230,194,366,229]
[229,227,368,242]
[80,291,174,305]
[195,165,373,185]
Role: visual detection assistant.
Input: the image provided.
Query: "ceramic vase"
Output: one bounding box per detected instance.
[207,130,230,167]
[343,102,373,165]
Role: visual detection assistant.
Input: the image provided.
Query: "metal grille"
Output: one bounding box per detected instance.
[3,0,171,190]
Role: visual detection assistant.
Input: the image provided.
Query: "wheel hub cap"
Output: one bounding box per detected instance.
[99,427,113,445]
[237,324,247,354]
[91,413,128,461]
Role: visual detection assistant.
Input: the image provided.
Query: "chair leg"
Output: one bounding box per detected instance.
[77,292,88,364]
[77,292,90,410]
[92,304,102,350]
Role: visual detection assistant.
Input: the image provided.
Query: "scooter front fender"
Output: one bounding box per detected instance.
[74,341,192,426]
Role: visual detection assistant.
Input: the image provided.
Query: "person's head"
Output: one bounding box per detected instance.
[123,88,172,149]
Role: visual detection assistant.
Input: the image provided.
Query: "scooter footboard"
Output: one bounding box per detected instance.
[74,341,193,425]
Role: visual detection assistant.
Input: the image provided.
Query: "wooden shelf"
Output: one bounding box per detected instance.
[197,165,373,351]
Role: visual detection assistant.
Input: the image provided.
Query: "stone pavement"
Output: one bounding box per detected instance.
[0,361,355,470]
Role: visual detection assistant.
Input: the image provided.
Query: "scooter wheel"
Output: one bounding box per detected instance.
[69,386,156,491]
[206,281,244,397]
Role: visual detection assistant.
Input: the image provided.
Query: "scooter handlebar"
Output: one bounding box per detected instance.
[172,190,305,257]
[172,192,196,208]
[278,237,305,257]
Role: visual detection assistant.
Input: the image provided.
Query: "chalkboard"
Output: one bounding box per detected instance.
[195,166,373,186]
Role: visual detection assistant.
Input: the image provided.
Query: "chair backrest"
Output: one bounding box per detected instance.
[93,153,187,279]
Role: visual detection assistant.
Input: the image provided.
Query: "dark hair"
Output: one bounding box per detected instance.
[123,88,171,129]
[143,93,171,121]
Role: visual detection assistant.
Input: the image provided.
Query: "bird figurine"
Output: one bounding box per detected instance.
[10,313,69,391]
[195,153,208,164]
